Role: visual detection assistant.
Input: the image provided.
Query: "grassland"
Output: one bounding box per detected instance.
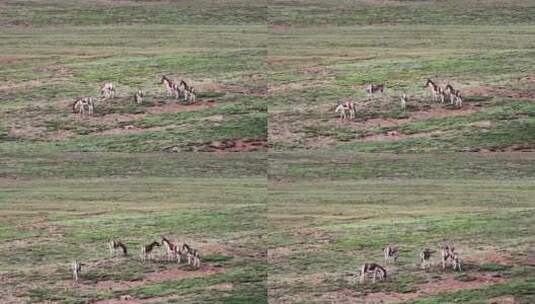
[268,152,535,303]
[268,0,535,152]
[0,0,267,153]
[0,152,267,303]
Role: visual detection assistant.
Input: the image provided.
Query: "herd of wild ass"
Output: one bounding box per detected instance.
[335,79,464,121]
[71,76,197,117]
[71,237,202,282]
[358,243,463,284]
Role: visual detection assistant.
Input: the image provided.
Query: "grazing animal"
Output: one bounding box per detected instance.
[424,79,441,102]
[400,94,408,110]
[420,248,435,270]
[140,241,161,262]
[108,239,128,257]
[72,97,95,117]
[161,76,175,97]
[100,83,115,99]
[134,89,144,104]
[366,84,385,100]
[359,263,387,283]
[71,260,84,281]
[383,245,399,264]
[187,248,201,268]
[161,236,179,262]
[335,101,356,120]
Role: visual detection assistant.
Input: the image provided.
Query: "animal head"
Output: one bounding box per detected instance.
[160,76,170,84]
[425,78,435,87]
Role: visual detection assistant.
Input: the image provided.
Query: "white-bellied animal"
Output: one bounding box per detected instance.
[179,80,189,101]
[187,248,201,268]
[186,86,197,103]
[366,84,385,100]
[161,236,180,262]
[335,101,356,120]
[400,94,408,110]
[134,89,144,104]
[424,79,442,102]
[451,252,462,271]
[180,243,192,263]
[441,245,462,271]
[108,239,128,257]
[445,84,462,107]
[359,263,387,283]
[452,89,463,108]
[420,248,435,270]
[140,241,160,262]
[172,83,181,99]
[71,260,84,281]
[445,84,456,104]
[441,245,454,270]
[72,97,95,117]
[383,245,399,264]
[161,76,175,97]
[100,83,115,99]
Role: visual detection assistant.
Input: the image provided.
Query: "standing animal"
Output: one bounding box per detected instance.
[420,248,435,270]
[170,82,181,99]
[108,239,128,257]
[161,76,175,97]
[441,245,454,270]
[187,86,197,103]
[452,90,463,108]
[180,243,192,262]
[100,83,115,99]
[161,236,179,262]
[179,80,190,101]
[134,89,144,104]
[71,260,84,281]
[445,84,456,104]
[424,79,441,102]
[451,252,462,271]
[140,241,161,262]
[187,248,201,268]
[438,87,447,104]
[366,84,385,100]
[383,245,399,264]
[400,94,408,110]
[72,97,95,117]
[441,245,462,271]
[359,263,387,283]
[335,101,356,120]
